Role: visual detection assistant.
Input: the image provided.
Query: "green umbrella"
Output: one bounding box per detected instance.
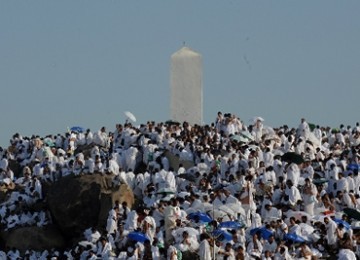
[308,123,316,131]
[313,178,328,185]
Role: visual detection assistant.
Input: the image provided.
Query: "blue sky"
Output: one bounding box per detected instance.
[1,1,359,147]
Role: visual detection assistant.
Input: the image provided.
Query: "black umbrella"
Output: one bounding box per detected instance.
[343,208,360,221]
[177,173,196,182]
[165,120,181,126]
[281,152,305,164]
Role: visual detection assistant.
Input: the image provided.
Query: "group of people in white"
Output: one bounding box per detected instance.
[1,113,360,259]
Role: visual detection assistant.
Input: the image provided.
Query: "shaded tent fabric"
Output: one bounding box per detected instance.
[281,152,305,164]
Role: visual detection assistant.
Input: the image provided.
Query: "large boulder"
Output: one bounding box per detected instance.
[2,226,65,254]
[47,174,134,240]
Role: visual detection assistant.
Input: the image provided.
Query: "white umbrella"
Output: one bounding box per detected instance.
[240,131,254,141]
[218,205,236,217]
[225,204,246,218]
[124,111,137,122]
[172,227,199,242]
[78,241,96,251]
[207,209,227,220]
[286,210,312,221]
[251,116,264,124]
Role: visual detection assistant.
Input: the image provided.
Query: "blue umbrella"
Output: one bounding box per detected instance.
[334,218,351,230]
[70,126,85,133]
[187,212,212,223]
[347,164,359,171]
[212,229,233,241]
[218,221,245,230]
[284,233,306,243]
[128,232,150,243]
[250,227,273,240]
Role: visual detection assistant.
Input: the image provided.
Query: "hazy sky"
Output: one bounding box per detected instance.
[1,1,359,147]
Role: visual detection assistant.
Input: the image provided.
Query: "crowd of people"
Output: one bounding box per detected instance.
[1,112,360,259]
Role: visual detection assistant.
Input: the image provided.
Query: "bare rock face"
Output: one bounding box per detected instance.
[47,174,134,239]
[3,226,65,253]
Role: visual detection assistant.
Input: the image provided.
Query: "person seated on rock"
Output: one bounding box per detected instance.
[19,208,32,227]
[79,244,92,260]
[96,236,113,259]
[6,247,20,260]
[36,210,51,227]
[84,226,101,244]
[87,249,97,260]
[6,211,20,230]
[106,207,119,234]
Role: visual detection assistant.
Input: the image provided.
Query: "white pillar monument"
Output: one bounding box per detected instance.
[170,46,203,125]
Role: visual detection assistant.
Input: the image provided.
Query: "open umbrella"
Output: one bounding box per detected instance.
[172,227,199,239]
[218,221,245,230]
[177,173,196,182]
[78,241,96,251]
[250,227,273,240]
[343,208,360,221]
[284,233,306,243]
[43,138,55,147]
[207,209,227,220]
[165,120,181,126]
[187,212,212,223]
[240,131,254,141]
[230,135,248,143]
[156,188,176,195]
[251,117,264,124]
[218,205,236,218]
[213,229,233,242]
[286,211,312,221]
[128,232,149,243]
[347,164,359,171]
[333,218,351,230]
[281,152,305,164]
[70,126,85,133]
[313,178,328,185]
[124,111,136,122]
